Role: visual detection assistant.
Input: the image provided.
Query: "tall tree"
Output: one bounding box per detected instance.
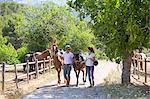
[68,0,150,84]
[26,2,95,52]
[0,2,27,49]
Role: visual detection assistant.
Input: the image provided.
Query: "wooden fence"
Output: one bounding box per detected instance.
[132,58,150,83]
[1,58,53,92]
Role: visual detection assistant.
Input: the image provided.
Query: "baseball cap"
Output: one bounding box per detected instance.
[65,45,71,49]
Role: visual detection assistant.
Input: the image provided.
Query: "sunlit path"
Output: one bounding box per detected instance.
[21,60,120,99]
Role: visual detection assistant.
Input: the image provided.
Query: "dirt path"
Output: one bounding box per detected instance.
[21,60,121,99]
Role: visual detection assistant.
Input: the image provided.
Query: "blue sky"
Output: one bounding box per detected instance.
[51,0,67,6]
[15,0,67,6]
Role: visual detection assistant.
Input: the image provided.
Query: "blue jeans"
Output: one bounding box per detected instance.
[64,64,71,78]
[86,66,94,85]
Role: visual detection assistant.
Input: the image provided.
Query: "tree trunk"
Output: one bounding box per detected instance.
[121,50,132,84]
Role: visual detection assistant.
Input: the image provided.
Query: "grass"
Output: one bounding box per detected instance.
[101,63,150,98]
[101,84,150,98]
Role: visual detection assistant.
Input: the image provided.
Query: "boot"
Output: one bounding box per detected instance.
[64,77,67,84]
[92,80,95,86]
[66,77,70,87]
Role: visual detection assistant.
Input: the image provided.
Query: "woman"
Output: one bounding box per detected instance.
[85,47,95,87]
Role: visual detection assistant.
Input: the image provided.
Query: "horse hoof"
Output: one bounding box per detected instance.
[57,84,60,87]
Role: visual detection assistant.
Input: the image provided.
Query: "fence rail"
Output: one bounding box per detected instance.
[132,57,150,83]
[1,58,53,92]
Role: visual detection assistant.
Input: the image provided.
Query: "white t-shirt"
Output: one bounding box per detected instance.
[57,51,63,57]
[85,53,95,66]
[140,53,146,60]
[63,51,74,64]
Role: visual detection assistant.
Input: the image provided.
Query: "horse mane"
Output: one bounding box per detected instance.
[41,49,50,54]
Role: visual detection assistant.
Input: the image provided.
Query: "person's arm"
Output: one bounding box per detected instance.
[71,53,74,64]
[90,53,95,61]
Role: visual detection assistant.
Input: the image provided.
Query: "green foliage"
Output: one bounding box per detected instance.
[68,0,150,84]
[26,2,95,52]
[17,45,28,62]
[68,0,150,60]
[0,2,27,49]
[0,35,19,64]
[0,1,97,63]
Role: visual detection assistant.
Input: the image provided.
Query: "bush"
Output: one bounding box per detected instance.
[17,45,28,63]
[0,35,19,64]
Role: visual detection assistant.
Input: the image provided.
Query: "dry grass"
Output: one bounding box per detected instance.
[101,62,150,98]
[0,69,58,99]
[101,84,150,98]
[103,64,122,85]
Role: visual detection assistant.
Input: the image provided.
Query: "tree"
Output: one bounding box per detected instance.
[0,2,28,49]
[0,35,18,64]
[68,0,150,84]
[0,1,96,63]
[26,2,95,52]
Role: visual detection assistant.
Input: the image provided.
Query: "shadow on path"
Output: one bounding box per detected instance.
[22,83,108,99]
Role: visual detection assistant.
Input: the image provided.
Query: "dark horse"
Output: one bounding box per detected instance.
[23,53,35,72]
[73,53,86,86]
[23,50,50,72]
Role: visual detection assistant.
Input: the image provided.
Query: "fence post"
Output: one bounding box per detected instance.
[145,58,147,83]
[43,58,45,74]
[2,62,5,92]
[35,59,39,78]
[48,59,51,73]
[133,58,136,74]
[14,63,18,89]
[137,60,140,79]
[26,60,29,83]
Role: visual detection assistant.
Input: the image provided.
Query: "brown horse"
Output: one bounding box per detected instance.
[33,48,62,85]
[73,53,86,86]
[52,49,62,85]
[33,50,50,61]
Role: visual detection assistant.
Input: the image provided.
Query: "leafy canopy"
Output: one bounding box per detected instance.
[68,0,150,60]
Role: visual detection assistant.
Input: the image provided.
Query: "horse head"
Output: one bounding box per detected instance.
[73,53,81,67]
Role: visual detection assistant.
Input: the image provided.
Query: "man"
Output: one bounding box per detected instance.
[62,45,74,87]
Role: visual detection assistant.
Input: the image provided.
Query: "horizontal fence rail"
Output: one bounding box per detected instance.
[1,58,54,92]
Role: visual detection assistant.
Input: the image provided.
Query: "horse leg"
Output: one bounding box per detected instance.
[23,65,26,72]
[82,70,86,84]
[77,70,80,86]
[74,70,78,86]
[83,67,87,83]
[140,61,143,71]
[57,68,61,85]
[75,70,80,87]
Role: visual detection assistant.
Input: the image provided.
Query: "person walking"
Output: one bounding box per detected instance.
[85,47,95,87]
[62,45,74,87]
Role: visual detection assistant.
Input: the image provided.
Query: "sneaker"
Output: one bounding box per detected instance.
[88,84,93,88]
